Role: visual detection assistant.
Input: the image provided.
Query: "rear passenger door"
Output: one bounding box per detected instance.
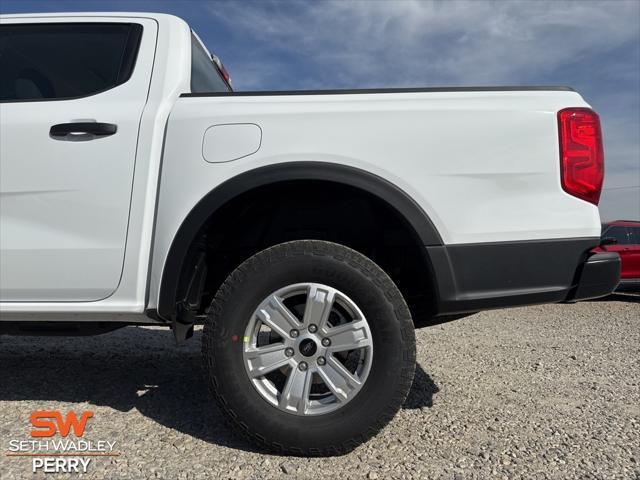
[0,18,157,301]
[624,227,640,279]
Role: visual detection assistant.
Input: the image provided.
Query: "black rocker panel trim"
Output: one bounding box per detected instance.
[156,162,443,319]
[428,237,605,315]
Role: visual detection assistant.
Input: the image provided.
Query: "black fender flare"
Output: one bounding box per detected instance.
[156,161,443,319]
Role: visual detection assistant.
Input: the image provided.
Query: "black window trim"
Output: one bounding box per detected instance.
[0,22,144,104]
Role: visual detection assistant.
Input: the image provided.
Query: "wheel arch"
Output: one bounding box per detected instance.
[156,161,443,320]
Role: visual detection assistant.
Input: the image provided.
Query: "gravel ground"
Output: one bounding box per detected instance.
[1,293,638,479]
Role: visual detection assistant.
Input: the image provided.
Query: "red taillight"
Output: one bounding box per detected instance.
[211,53,233,89]
[558,108,604,205]
[219,63,232,86]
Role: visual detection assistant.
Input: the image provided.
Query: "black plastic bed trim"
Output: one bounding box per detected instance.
[180,86,575,97]
[428,237,618,315]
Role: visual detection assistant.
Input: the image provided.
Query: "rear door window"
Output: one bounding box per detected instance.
[0,23,142,101]
[605,226,631,245]
[627,227,640,245]
[190,33,230,93]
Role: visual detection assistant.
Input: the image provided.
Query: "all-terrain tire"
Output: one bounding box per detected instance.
[202,240,416,456]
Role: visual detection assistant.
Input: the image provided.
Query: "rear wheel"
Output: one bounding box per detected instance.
[202,240,416,455]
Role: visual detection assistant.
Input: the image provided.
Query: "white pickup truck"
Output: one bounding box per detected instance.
[0,12,620,455]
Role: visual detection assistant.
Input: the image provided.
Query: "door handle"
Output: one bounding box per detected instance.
[50,122,117,141]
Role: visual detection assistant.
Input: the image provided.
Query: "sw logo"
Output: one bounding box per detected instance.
[23,410,98,473]
[8,409,118,474]
[30,410,94,438]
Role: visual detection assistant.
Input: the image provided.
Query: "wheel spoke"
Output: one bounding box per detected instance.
[245,343,290,378]
[279,366,313,414]
[244,282,374,415]
[302,284,335,329]
[317,356,362,402]
[256,294,301,338]
[325,319,372,353]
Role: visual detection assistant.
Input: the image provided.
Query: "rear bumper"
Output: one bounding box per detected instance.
[427,238,620,316]
[616,278,640,291]
[565,252,620,301]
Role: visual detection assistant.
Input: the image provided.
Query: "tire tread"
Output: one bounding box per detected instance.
[202,240,416,456]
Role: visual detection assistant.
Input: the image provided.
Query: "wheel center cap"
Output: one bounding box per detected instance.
[298,338,318,357]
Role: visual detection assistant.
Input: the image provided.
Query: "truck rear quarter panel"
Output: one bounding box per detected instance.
[150,89,601,309]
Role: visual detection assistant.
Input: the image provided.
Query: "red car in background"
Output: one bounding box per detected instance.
[595,220,640,290]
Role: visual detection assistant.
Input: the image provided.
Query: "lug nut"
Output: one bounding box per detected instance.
[308,324,318,333]
[290,329,299,338]
[321,338,331,347]
[285,347,294,357]
[298,361,308,371]
[317,356,326,365]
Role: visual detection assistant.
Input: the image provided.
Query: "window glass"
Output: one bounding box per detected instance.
[627,227,640,244]
[190,33,230,93]
[0,23,142,101]
[605,226,630,245]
